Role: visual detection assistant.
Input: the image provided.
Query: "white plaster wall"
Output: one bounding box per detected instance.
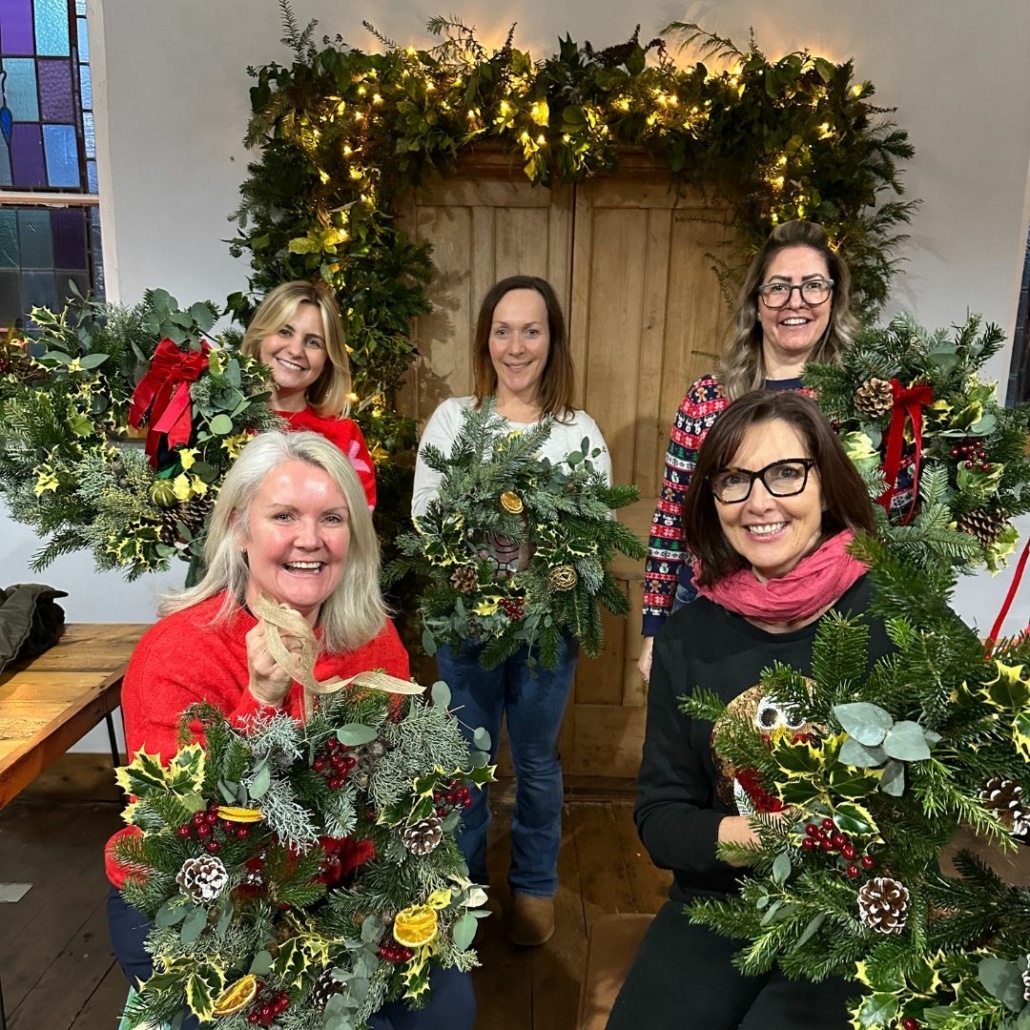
[5,0,1030,748]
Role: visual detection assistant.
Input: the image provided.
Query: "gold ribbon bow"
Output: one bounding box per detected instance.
[251,594,423,721]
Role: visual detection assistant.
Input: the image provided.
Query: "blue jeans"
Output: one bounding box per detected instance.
[435,634,578,897]
[107,889,475,1029]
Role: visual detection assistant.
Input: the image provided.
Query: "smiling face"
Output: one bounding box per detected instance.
[488,288,551,412]
[757,245,833,374]
[259,301,329,412]
[715,419,824,582]
[238,459,350,625]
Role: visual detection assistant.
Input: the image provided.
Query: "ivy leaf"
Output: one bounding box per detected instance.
[833,702,892,746]
[882,721,932,762]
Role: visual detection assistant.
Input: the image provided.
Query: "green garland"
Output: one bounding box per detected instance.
[0,289,277,578]
[385,402,646,669]
[114,680,494,1030]
[806,314,1030,573]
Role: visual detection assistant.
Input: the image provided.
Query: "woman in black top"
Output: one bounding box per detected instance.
[608,391,892,1030]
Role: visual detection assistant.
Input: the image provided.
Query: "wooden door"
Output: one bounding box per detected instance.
[398,153,734,778]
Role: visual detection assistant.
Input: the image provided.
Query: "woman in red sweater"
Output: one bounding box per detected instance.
[106,430,474,1030]
[241,281,377,510]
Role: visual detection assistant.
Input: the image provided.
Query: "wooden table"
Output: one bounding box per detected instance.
[0,623,148,810]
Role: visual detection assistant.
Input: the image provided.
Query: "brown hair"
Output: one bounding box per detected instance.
[241,281,353,418]
[471,275,575,418]
[718,221,859,399]
[683,390,875,585]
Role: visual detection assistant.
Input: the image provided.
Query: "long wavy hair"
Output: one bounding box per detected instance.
[161,431,386,651]
[471,275,575,419]
[718,221,859,400]
[683,391,875,586]
[241,281,353,419]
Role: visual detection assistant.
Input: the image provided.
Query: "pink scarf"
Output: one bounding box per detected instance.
[696,530,868,623]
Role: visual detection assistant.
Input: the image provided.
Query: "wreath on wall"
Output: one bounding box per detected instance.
[113,675,494,1030]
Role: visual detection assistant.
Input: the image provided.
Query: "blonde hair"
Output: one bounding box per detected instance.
[161,431,386,652]
[718,221,859,400]
[241,281,353,419]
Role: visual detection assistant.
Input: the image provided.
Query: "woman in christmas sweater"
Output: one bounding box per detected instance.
[106,431,474,1030]
[608,392,893,1029]
[241,280,377,510]
[412,275,611,949]
[638,220,859,681]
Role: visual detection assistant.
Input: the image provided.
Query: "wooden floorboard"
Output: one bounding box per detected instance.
[0,791,670,1029]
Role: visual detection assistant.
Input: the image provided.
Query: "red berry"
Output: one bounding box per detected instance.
[236,826,250,840]
[192,811,207,826]
[260,1006,273,1021]
[344,756,357,769]
[328,776,345,790]
[196,822,212,838]
[841,844,856,860]
[801,838,815,851]
[821,838,836,851]
[821,818,834,830]
[804,824,820,838]
[902,1019,919,1030]
[462,796,473,808]
[325,738,339,751]
[313,758,327,772]
[178,824,192,839]
[206,840,221,854]
[205,811,219,825]
[965,460,974,469]
[846,864,860,878]
[248,1013,260,1025]
[860,854,876,870]
[433,790,444,801]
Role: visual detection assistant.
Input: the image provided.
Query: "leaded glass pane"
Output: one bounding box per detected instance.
[38,57,73,120]
[10,122,45,185]
[23,267,59,311]
[4,57,40,120]
[42,122,78,185]
[33,0,70,58]
[0,0,35,57]
[18,208,52,267]
[76,16,88,62]
[79,62,91,109]
[0,210,18,267]
[82,108,93,158]
[0,271,20,327]
[51,206,86,268]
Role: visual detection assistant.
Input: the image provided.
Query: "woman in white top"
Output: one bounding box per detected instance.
[412,276,611,948]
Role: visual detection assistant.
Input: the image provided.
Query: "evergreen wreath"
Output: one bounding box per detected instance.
[680,531,1030,1030]
[0,288,277,580]
[806,314,1030,573]
[112,677,494,1030]
[385,401,646,669]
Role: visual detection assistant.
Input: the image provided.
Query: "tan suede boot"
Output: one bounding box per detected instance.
[510,892,555,947]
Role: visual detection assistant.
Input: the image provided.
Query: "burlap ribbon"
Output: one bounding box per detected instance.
[251,594,423,722]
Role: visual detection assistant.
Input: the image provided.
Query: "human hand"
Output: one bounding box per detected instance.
[637,636,654,682]
[245,618,301,707]
[717,809,796,867]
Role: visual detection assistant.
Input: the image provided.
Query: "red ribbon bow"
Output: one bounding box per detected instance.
[128,338,210,469]
[877,378,933,523]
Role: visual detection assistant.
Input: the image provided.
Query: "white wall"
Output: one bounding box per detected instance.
[6,0,1030,747]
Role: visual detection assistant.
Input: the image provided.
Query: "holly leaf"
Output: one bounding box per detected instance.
[185,966,221,1023]
[833,802,878,837]
[854,992,899,1028]
[827,763,880,798]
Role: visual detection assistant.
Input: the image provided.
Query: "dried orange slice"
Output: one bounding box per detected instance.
[212,974,258,1017]
[217,806,263,823]
[499,491,524,514]
[393,904,439,948]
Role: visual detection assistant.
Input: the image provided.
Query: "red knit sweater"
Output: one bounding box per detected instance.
[276,406,377,511]
[105,592,409,888]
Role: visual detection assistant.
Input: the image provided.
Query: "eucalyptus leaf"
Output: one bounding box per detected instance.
[78,352,109,369]
[880,758,906,796]
[250,950,273,976]
[839,737,887,768]
[833,702,892,746]
[361,914,380,943]
[422,628,438,657]
[215,904,232,939]
[209,413,234,435]
[431,680,452,709]
[882,721,932,762]
[451,911,478,951]
[249,762,272,799]
[155,899,189,928]
[337,723,379,746]
[180,904,208,944]
[794,911,826,949]
[771,850,792,886]
[472,726,492,751]
[979,956,1028,1013]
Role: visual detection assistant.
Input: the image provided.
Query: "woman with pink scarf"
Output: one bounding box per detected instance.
[608,391,893,1029]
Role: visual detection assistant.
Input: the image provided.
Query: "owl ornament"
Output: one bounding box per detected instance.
[712,683,816,815]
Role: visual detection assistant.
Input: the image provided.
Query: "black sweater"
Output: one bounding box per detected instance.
[636,575,892,904]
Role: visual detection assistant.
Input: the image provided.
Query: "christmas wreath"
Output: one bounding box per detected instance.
[806,314,1030,572]
[386,402,647,669]
[682,528,1030,1030]
[112,673,494,1030]
[0,288,276,580]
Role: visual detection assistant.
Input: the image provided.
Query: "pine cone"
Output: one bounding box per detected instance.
[401,816,444,856]
[450,566,479,595]
[857,876,910,934]
[981,776,1028,835]
[176,854,228,903]
[309,966,346,1011]
[350,739,387,789]
[957,507,1009,549]
[159,494,214,544]
[1023,958,1030,1002]
[854,377,894,418]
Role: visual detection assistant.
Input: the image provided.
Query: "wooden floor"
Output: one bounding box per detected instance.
[0,767,670,1030]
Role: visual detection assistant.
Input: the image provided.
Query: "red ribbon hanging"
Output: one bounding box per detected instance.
[877,378,933,523]
[984,535,1030,656]
[128,338,210,469]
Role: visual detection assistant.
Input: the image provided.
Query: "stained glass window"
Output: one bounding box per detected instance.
[0,0,103,330]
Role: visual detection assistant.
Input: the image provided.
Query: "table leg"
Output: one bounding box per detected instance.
[106,711,123,768]
[1,971,7,1030]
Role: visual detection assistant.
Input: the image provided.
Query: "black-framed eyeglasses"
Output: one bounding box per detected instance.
[708,458,817,504]
[757,279,835,309]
